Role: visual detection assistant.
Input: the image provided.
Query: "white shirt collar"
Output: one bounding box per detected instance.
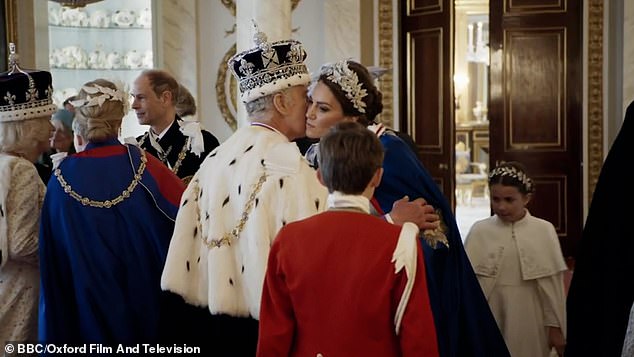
[151,119,175,140]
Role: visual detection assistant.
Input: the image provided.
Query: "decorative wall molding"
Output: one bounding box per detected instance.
[587,0,603,202]
[220,0,301,17]
[5,0,17,46]
[381,0,599,212]
[220,0,236,16]
[215,43,237,131]
[377,0,394,128]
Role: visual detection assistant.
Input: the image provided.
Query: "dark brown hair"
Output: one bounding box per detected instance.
[318,121,384,194]
[489,161,535,195]
[318,60,383,126]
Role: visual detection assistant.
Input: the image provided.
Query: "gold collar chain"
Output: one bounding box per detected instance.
[201,171,268,249]
[54,148,148,208]
[139,133,189,176]
[170,138,189,175]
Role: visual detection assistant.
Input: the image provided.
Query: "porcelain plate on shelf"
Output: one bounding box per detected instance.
[111,10,136,27]
[48,0,153,139]
[60,8,90,27]
[90,10,111,28]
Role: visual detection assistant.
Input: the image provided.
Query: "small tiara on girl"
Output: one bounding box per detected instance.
[320,60,368,113]
[70,82,129,110]
[489,165,534,192]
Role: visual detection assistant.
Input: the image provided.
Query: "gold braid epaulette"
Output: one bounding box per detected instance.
[422,209,449,249]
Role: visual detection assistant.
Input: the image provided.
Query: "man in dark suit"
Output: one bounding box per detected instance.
[132,69,219,184]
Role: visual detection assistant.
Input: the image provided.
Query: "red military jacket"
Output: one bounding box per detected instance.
[257,211,439,357]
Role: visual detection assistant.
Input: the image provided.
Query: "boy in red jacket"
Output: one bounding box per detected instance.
[257,121,439,357]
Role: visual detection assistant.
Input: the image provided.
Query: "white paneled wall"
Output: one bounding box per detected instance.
[165,0,367,142]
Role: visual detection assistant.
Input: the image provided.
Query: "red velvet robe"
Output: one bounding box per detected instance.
[257,211,439,357]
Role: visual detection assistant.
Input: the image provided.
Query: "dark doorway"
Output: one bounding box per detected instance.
[400,0,583,261]
[489,0,583,260]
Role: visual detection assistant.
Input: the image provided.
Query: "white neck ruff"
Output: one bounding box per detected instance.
[326,191,370,214]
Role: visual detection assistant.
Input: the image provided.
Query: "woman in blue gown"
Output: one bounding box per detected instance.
[303,60,510,357]
[38,79,186,344]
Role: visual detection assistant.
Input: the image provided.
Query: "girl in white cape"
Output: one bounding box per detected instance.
[465,161,567,357]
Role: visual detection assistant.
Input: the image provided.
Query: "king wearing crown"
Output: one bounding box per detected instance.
[160,25,327,354]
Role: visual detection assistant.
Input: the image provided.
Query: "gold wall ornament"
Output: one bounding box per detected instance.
[216,43,238,131]
[225,23,237,36]
[49,0,103,8]
[221,0,301,16]
[377,0,394,128]
[220,0,236,17]
[587,0,603,203]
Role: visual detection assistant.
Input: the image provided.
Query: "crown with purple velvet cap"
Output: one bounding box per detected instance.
[0,43,56,123]
[228,22,310,104]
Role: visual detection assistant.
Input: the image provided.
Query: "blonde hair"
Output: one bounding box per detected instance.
[74,79,126,142]
[0,116,51,157]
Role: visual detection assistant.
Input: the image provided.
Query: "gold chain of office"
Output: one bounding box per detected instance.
[138,133,189,176]
[202,171,268,249]
[53,150,148,209]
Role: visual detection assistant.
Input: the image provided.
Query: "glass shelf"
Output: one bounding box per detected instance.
[47,0,154,139]
[50,67,150,71]
[49,24,151,30]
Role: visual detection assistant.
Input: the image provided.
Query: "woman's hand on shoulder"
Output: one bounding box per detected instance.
[389,196,440,230]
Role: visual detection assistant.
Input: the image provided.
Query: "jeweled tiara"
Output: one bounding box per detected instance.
[320,60,368,114]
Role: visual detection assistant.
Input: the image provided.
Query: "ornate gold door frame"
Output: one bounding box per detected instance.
[377,0,394,128]
[2,0,17,70]
[383,0,604,205]
[587,0,604,201]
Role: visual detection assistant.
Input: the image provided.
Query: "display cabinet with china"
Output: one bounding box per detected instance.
[48,0,154,138]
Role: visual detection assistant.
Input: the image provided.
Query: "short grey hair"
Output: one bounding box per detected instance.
[245,93,275,117]
[72,114,88,140]
[245,89,295,120]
